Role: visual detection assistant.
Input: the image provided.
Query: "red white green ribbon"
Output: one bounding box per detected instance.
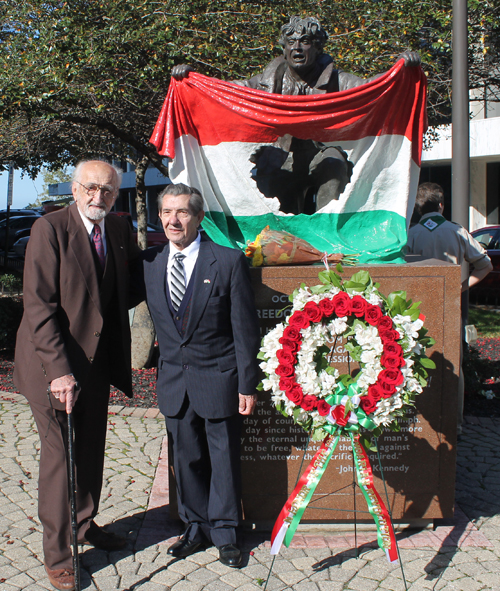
[270,426,399,563]
[350,433,399,563]
[270,433,340,554]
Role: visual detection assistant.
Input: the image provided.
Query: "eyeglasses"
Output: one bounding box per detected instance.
[75,181,117,200]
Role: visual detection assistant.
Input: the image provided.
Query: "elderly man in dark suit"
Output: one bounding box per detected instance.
[141,183,260,568]
[14,160,140,591]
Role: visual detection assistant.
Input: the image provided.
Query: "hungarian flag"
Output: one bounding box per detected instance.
[150,62,427,263]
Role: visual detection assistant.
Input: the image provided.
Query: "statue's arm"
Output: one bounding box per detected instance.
[339,51,421,91]
[232,73,264,88]
[170,63,263,89]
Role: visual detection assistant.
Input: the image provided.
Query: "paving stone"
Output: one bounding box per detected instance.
[220,569,253,587]
[317,583,345,591]
[91,574,120,589]
[171,581,203,591]
[150,568,184,586]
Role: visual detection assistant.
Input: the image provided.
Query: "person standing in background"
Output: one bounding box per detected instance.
[407,182,492,433]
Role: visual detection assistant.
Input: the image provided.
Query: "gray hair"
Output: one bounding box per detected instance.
[415,182,444,216]
[72,160,123,187]
[280,16,328,51]
[157,183,205,215]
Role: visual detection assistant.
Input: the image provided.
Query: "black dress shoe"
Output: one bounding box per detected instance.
[83,522,127,551]
[218,543,242,568]
[168,537,204,558]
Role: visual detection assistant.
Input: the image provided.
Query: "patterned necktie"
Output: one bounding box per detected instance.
[92,224,106,269]
[170,253,186,311]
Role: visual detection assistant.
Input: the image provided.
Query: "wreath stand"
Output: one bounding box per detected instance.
[262,433,409,591]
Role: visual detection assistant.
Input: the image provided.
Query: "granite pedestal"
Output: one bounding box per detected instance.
[241,259,461,528]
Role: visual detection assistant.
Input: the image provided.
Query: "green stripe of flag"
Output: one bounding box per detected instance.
[201,211,407,265]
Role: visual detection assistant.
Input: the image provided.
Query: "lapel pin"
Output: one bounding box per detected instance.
[204,279,211,284]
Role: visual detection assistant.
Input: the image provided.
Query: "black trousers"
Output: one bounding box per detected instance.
[166,395,242,547]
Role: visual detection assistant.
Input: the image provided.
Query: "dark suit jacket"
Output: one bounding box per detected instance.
[142,237,260,419]
[14,203,139,408]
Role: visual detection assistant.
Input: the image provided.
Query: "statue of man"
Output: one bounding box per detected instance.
[172,16,420,214]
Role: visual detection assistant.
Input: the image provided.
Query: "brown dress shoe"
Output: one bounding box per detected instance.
[83,521,127,551]
[45,565,75,591]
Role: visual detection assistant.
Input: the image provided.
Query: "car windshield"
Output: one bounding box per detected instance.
[0,217,35,228]
[473,229,500,250]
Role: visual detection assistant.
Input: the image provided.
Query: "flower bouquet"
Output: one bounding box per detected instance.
[245,226,357,267]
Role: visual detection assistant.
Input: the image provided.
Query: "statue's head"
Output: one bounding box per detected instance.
[280,16,328,73]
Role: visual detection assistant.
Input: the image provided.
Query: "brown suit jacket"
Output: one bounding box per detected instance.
[14,203,139,408]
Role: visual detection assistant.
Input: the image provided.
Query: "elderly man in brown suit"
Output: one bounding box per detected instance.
[14,160,140,591]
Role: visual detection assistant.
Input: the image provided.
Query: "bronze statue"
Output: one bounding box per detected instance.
[172,16,420,214]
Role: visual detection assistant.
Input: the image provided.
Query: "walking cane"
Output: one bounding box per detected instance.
[67,386,81,591]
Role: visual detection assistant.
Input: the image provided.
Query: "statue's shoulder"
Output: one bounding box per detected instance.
[315,56,339,93]
[253,56,288,92]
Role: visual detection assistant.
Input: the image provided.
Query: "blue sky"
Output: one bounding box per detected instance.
[0,169,44,210]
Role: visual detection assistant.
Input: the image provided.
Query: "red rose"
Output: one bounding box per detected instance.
[379,369,404,386]
[279,377,295,391]
[331,404,349,427]
[288,311,310,330]
[303,301,323,323]
[279,336,300,353]
[360,396,379,414]
[317,399,331,416]
[275,364,295,378]
[283,326,301,342]
[384,342,403,357]
[368,383,383,401]
[377,315,393,331]
[379,329,401,344]
[379,380,396,397]
[381,353,404,369]
[277,349,296,365]
[301,395,317,411]
[319,298,336,317]
[351,295,367,318]
[365,304,383,326]
[287,384,304,405]
[333,292,351,316]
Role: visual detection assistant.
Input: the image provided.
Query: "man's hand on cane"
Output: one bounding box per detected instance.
[50,374,80,414]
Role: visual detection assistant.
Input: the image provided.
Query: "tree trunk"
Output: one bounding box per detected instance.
[135,155,149,250]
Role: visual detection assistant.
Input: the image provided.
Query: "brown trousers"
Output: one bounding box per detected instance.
[30,355,111,570]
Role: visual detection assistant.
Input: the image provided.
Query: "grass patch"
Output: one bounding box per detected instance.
[468,306,500,338]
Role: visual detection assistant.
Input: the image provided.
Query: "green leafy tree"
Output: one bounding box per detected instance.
[0,0,499,247]
[28,166,74,207]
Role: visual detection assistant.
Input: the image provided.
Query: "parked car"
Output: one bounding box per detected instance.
[13,236,30,259]
[109,212,168,247]
[470,226,500,304]
[131,220,167,247]
[13,211,167,258]
[0,215,42,251]
[0,209,40,222]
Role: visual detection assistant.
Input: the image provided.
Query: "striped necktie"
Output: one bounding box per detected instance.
[92,224,105,269]
[170,253,186,311]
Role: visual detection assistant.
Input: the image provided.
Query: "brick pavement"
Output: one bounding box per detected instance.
[1,392,499,590]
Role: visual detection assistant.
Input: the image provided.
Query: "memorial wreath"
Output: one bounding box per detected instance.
[258,268,436,561]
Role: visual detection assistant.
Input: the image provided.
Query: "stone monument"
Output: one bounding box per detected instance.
[240,260,460,527]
